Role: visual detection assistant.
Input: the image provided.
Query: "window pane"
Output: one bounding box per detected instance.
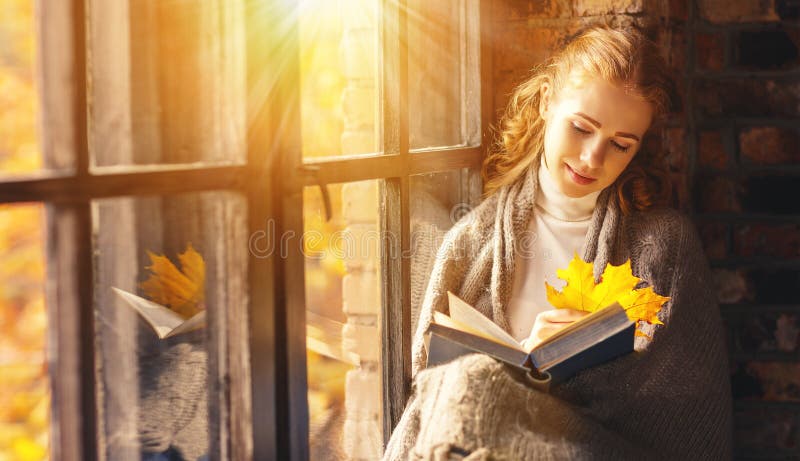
[300,0,382,160]
[409,169,480,332]
[408,0,481,151]
[88,1,246,169]
[92,191,249,461]
[0,2,48,177]
[0,204,49,461]
[304,180,383,460]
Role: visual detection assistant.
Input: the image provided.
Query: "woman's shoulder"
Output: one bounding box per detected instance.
[628,206,696,238]
[625,206,705,262]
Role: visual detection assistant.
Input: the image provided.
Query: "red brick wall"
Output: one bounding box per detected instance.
[489,1,800,457]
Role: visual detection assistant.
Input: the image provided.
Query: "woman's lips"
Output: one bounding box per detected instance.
[565,164,597,185]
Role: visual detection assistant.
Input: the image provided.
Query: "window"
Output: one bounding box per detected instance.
[0,0,490,459]
[296,0,487,458]
[3,2,258,459]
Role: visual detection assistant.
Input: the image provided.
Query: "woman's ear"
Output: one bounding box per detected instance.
[539,82,551,119]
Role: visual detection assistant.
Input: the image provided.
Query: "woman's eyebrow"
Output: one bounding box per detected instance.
[574,112,640,142]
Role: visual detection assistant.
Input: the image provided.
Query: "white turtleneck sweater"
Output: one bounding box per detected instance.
[507,156,601,342]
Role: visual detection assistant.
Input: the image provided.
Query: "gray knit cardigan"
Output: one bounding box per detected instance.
[383,161,734,460]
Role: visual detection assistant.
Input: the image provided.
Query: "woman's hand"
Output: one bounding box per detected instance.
[520,308,590,351]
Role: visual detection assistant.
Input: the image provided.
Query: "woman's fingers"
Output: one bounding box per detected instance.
[535,325,561,339]
[537,308,589,323]
[523,329,557,350]
[522,309,591,351]
[522,324,562,350]
[521,337,535,351]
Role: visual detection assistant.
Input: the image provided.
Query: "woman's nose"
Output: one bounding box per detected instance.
[579,139,604,168]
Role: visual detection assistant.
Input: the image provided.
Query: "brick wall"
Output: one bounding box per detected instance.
[692,2,800,457]
[491,0,800,458]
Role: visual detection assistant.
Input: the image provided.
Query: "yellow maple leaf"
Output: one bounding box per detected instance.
[618,286,668,326]
[139,243,205,318]
[545,254,598,310]
[545,253,670,337]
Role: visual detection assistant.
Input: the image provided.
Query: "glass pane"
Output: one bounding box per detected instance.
[300,0,382,160]
[409,169,480,332]
[0,2,47,177]
[304,180,383,460]
[0,204,50,461]
[408,0,481,150]
[93,191,249,461]
[88,1,246,168]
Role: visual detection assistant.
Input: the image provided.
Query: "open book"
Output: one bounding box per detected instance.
[111,287,206,339]
[424,292,635,391]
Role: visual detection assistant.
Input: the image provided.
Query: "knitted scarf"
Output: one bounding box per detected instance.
[384,161,733,460]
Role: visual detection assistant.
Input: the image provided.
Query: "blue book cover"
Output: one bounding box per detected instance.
[526,321,635,384]
[424,292,635,391]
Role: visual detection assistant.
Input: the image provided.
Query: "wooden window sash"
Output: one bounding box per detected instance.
[259,1,308,459]
[37,1,97,461]
[273,0,491,455]
[0,146,482,204]
[27,0,273,459]
[46,204,95,461]
[16,0,491,459]
[379,0,492,444]
[379,0,412,443]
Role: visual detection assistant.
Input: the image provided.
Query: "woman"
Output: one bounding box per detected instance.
[383,26,733,460]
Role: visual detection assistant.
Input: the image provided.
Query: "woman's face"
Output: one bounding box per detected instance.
[540,76,653,198]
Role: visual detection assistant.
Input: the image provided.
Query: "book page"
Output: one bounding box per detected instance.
[447,292,520,349]
[112,287,185,339]
[433,312,523,351]
[165,310,206,338]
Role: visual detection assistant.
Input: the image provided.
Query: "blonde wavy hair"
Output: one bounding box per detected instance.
[483,25,676,214]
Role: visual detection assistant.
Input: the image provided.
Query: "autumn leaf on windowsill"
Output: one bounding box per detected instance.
[545,253,670,339]
[140,243,205,318]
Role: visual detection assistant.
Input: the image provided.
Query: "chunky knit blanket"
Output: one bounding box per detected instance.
[383,161,733,460]
[139,337,208,461]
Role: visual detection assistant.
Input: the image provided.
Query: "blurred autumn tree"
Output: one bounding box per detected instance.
[0,0,49,460]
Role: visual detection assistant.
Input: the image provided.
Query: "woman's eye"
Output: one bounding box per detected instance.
[571,123,590,135]
[611,141,630,153]
[571,123,631,153]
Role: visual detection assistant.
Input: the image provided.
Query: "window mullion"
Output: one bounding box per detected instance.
[256,1,310,459]
[245,1,279,458]
[45,204,97,461]
[0,166,249,203]
[479,0,493,152]
[297,146,483,186]
[75,0,99,442]
[72,0,90,176]
[380,0,412,445]
[41,0,98,459]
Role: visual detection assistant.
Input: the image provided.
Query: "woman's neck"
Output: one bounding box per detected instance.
[536,155,601,222]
